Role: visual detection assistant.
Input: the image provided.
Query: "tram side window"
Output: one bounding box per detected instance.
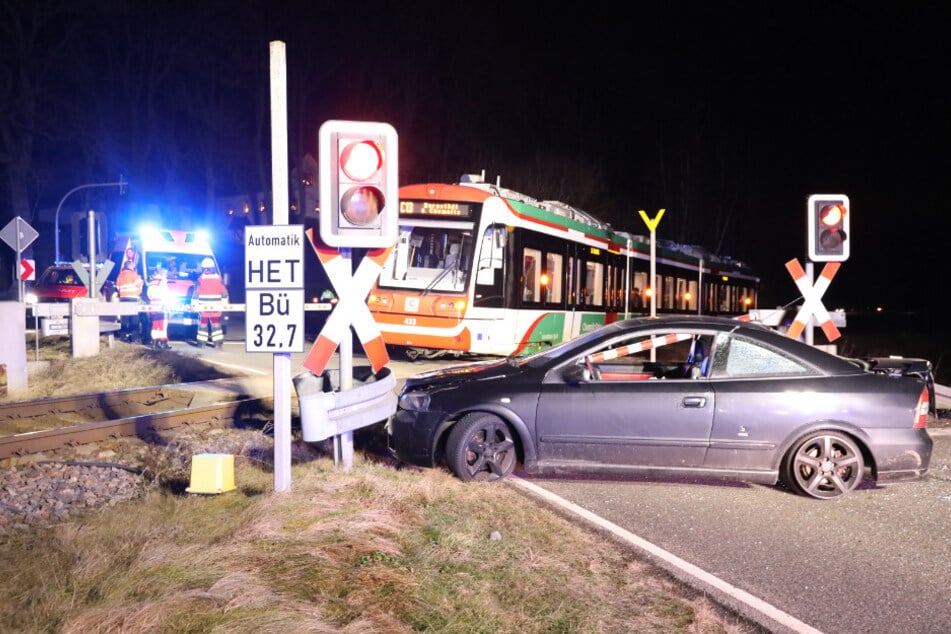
[585,261,604,306]
[720,284,732,312]
[663,275,674,309]
[522,248,542,302]
[546,252,563,303]
[476,226,505,287]
[568,256,580,304]
[703,281,716,312]
[633,271,648,309]
[606,264,616,310]
[609,262,624,310]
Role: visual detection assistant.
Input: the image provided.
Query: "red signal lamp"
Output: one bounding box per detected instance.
[807,194,850,262]
[340,140,384,181]
[819,203,845,227]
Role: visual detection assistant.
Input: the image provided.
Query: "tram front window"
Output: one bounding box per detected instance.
[380,226,471,292]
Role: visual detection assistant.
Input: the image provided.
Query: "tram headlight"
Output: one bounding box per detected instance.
[433,297,466,317]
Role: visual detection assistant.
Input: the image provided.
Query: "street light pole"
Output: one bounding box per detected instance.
[54,175,126,263]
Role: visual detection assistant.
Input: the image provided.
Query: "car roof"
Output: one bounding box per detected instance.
[613,314,769,330]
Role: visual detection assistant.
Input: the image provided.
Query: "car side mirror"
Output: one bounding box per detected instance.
[562,364,591,385]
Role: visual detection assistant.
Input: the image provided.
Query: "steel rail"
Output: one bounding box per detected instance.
[0,398,265,460]
[0,387,194,423]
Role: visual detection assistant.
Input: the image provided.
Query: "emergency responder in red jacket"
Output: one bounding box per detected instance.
[147,266,170,349]
[193,257,228,347]
[116,259,145,342]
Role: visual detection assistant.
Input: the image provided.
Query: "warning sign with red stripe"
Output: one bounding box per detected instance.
[303,229,394,375]
[784,258,841,342]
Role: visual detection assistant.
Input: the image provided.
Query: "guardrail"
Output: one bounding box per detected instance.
[293,366,397,443]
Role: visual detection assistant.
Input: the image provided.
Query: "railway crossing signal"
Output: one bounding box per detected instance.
[318,120,398,248]
[302,228,393,376]
[807,194,850,262]
[785,258,841,341]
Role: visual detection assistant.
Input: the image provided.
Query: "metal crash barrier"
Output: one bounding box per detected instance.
[293,365,396,443]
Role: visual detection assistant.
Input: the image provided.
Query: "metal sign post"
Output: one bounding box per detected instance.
[267,40,293,492]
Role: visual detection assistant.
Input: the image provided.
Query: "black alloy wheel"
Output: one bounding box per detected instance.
[783,431,865,499]
[445,412,517,482]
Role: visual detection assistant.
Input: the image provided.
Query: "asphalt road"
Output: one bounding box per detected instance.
[521,430,951,634]
[177,323,951,634]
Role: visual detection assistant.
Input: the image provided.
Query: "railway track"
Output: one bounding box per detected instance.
[0,379,272,462]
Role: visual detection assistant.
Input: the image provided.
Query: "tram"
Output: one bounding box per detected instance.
[368,174,759,359]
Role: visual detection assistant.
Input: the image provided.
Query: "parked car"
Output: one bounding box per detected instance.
[27,264,117,302]
[25,264,120,334]
[388,315,934,499]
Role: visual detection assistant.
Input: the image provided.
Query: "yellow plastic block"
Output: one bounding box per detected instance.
[185,453,236,494]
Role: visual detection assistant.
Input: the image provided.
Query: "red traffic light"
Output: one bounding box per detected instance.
[807,194,850,262]
[339,140,384,181]
[819,203,845,227]
[318,120,399,248]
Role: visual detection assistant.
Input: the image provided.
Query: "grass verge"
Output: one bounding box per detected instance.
[0,458,758,633]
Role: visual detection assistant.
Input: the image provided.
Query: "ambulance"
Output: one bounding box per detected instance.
[110,227,226,338]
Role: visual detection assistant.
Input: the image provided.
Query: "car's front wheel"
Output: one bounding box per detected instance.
[783,431,865,499]
[445,412,517,482]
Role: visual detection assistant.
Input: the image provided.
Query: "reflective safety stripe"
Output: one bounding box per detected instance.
[303,228,394,375]
[784,258,841,341]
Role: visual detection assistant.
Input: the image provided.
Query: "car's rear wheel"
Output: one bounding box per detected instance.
[783,431,865,499]
[445,412,517,482]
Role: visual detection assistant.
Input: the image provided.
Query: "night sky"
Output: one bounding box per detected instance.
[2,2,947,316]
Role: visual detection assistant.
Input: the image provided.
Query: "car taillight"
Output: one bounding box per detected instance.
[913,387,929,429]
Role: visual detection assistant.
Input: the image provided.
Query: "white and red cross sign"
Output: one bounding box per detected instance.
[303,228,393,375]
[784,258,841,342]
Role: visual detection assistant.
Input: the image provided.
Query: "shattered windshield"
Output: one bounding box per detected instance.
[378,224,473,293]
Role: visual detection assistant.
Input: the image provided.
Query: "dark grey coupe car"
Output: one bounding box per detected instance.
[387,315,934,499]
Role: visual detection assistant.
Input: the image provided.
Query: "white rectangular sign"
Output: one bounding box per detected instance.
[246,289,305,352]
[245,225,305,352]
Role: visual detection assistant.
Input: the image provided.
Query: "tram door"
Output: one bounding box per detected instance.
[473,225,505,308]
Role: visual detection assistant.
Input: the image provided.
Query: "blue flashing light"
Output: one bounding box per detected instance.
[137,225,160,241]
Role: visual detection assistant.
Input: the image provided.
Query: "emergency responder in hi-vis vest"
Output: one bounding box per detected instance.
[116,259,145,342]
[147,266,170,349]
[193,257,228,347]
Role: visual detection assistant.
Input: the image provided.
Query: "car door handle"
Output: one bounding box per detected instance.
[682,396,707,408]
